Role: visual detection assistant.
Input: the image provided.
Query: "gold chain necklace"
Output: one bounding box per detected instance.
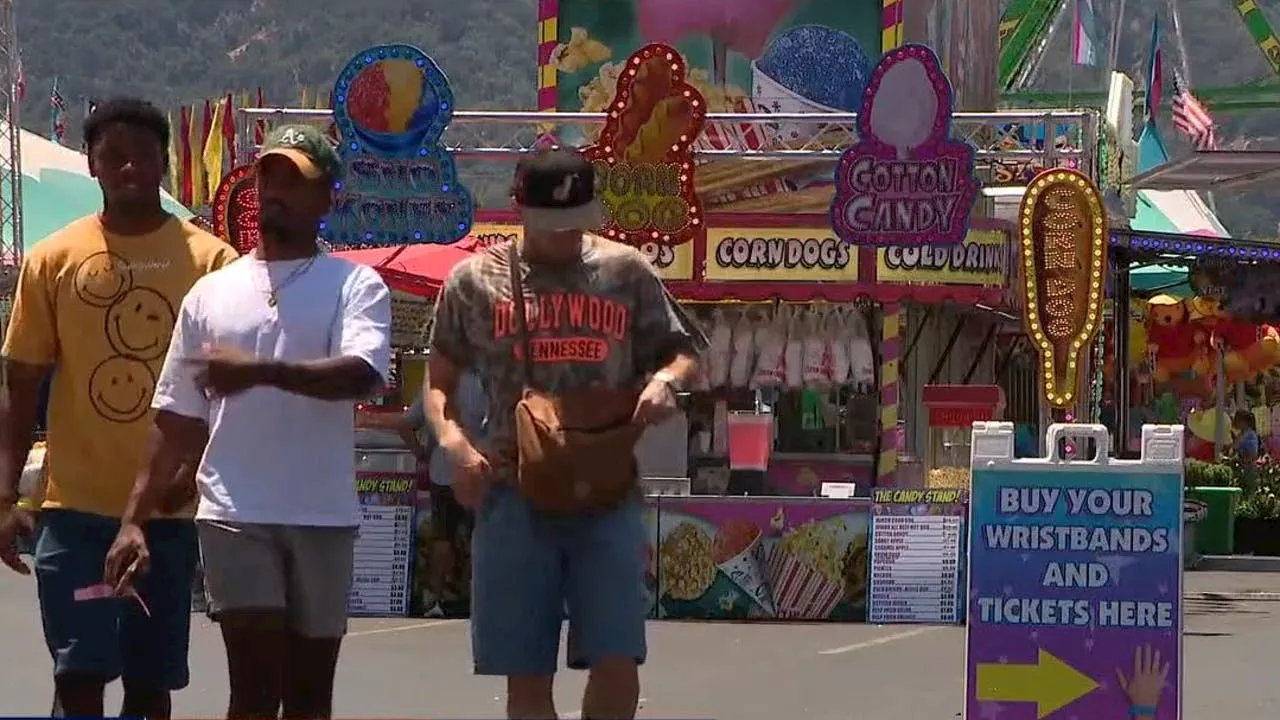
[261,255,318,307]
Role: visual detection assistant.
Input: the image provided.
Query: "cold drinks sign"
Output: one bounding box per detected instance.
[830,44,979,247]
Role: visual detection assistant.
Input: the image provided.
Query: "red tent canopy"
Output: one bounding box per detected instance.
[334,236,485,297]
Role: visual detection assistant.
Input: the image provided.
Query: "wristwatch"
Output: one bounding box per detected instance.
[653,370,679,391]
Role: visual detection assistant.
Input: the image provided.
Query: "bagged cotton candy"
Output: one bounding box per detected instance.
[707,309,733,388]
[828,307,852,386]
[752,307,789,388]
[849,309,876,387]
[783,308,804,389]
[802,308,834,387]
[729,311,757,389]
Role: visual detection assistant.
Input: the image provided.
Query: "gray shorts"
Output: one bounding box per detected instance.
[196,520,357,638]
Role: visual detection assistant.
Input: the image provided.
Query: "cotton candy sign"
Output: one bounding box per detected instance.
[830,44,979,247]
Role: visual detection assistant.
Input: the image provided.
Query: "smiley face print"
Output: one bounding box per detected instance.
[105,287,176,362]
[89,355,157,423]
[73,251,134,307]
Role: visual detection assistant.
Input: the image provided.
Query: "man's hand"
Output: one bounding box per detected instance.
[632,376,678,425]
[443,435,491,508]
[0,505,35,575]
[104,523,149,593]
[186,344,271,398]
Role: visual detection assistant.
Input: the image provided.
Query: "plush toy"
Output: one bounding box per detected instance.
[1145,296,1197,382]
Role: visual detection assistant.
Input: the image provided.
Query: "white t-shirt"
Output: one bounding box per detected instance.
[152,253,392,526]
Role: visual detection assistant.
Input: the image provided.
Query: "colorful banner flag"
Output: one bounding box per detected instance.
[50,77,66,144]
[203,96,227,200]
[166,111,180,198]
[1072,0,1097,66]
[188,103,206,208]
[222,93,237,170]
[15,54,24,102]
[254,87,266,152]
[179,106,193,206]
[1145,18,1163,122]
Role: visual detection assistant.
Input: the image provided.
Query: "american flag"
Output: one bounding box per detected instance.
[1172,71,1216,150]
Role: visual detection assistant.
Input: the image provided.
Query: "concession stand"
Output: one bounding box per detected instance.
[220,28,1100,623]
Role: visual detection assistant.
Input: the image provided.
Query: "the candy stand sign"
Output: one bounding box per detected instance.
[327,44,474,245]
[210,163,260,255]
[582,43,706,246]
[831,44,979,247]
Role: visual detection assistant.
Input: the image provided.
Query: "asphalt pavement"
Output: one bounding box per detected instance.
[0,571,1276,718]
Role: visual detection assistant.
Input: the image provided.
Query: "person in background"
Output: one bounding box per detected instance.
[396,367,486,617]
[104,124,391,720]
[1233,408,1260,495]
[0,98,238,718]
[425,148,704,720]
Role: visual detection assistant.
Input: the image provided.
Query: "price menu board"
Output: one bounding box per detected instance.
[868,488,966,625]
[349,472,417,617]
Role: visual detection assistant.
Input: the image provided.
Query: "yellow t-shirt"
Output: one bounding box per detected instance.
[2,214,239,518]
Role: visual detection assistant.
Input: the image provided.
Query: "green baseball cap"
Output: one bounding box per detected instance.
[259,124,342,180]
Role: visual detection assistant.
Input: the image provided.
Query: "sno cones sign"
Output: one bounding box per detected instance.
[830,44,978,247]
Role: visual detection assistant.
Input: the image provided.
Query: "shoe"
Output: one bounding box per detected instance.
[424,602,446,618]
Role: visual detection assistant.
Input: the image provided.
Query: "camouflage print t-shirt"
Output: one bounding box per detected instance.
[428,236,706,475]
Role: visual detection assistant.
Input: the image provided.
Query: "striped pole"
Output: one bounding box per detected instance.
[878,303,903,487]
[881,0,905,53]
[876,6,905,488]
[536,0,559,112]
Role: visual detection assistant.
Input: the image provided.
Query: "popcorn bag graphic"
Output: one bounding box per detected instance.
[581,43,706,246]
[712,518,775,616]
[764,522,844,619]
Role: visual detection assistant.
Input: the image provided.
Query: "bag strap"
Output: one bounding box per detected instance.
[507,242,536,386]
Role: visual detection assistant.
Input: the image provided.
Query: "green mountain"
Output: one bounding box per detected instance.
[14,0,1280,235]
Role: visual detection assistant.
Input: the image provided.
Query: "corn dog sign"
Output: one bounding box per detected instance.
[469,221,694,280]
[1017,168,1107,408]
[830,44,978,247]
[210,163,260,255]
[582,43,706,246]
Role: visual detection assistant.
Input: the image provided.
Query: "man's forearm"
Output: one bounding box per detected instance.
[0,379,45,507]
[262,357,381,401]
[424,387,467,447]
[658,350,700,387]
[121,421,206,526]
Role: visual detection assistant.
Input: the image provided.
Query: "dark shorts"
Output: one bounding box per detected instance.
[34,509,199,689]
[429,484,471,542]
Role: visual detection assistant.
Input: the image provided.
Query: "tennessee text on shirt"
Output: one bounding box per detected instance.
[492,291,630,364]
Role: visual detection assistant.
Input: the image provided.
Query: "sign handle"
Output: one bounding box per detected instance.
[1044,423,1111,464]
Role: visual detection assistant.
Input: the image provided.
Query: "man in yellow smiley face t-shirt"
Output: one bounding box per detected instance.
[0,98,237,717]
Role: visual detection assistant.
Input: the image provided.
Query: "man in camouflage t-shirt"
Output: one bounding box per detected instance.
[425,148,704,719]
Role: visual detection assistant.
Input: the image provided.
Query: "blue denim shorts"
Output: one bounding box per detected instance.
[471,484,648,676]
[34,509,198,689]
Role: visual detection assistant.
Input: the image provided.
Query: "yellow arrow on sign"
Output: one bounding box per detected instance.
[976,648,1099,718]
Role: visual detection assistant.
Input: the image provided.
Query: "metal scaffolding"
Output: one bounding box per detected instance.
[235,107,1099,192]
[0,0,19,283]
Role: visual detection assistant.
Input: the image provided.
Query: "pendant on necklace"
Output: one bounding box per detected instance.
[267,293,278,307]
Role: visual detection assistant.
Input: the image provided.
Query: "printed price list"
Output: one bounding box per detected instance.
[868,515,962,624]
[348,503,414,617]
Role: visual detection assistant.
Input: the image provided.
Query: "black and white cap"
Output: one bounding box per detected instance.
[514,148,606,232]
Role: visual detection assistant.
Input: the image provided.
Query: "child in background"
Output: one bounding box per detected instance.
[1233,409,1260,495]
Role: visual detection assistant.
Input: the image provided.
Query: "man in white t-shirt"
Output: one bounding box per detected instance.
[104,124,391,720]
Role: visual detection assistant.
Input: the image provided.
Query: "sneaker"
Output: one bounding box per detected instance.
[424,602,446,618]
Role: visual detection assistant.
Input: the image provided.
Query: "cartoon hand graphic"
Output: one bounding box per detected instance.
[1116,645,1169,714]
